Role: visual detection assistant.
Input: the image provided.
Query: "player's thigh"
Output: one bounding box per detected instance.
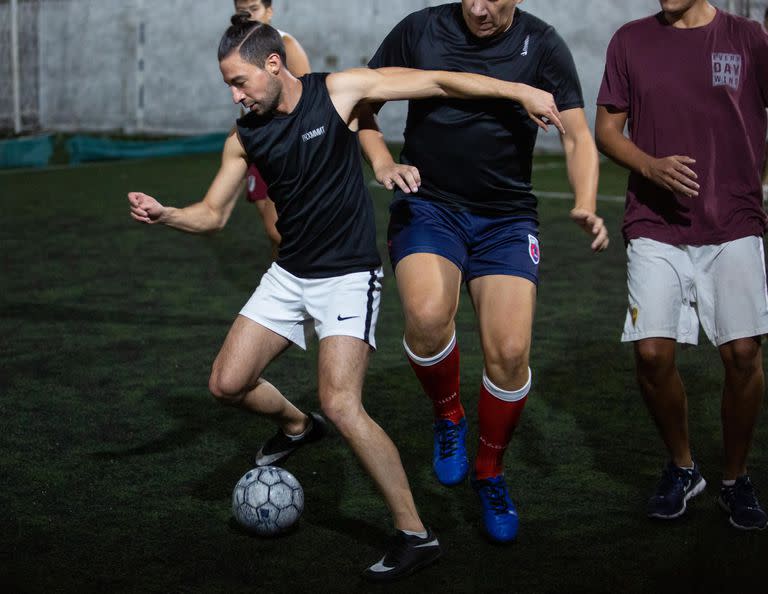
[693,236,768,346]
[622,238,698,344]
[211,315,291,393]
[394,253,463,330]
[468,274,536,368]
[388,196,466,329]
[317,335,370,408]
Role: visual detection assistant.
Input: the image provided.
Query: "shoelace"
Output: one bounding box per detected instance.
[730,478,760,510]
[436,422,460,460]
[656,466,689,496]
[480,482,510,515]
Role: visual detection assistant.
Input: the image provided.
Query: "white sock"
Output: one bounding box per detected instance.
[722,479,736,487]
[401,529,428,538]
[286,415,312,441]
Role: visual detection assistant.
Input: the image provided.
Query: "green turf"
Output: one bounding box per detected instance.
[1,152,766,593]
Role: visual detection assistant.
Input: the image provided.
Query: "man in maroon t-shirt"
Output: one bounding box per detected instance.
[596,0,768,531]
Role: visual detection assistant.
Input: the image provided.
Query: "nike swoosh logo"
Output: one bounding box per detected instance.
[368,558,395,572]
[336,315,360,321]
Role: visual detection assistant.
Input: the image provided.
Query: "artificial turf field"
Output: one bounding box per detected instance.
[2,150,767,593]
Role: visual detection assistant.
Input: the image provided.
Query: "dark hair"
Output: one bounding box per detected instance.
[232,0,273,8]
[218,13,285,66]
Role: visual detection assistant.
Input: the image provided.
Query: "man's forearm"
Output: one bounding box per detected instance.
[564,132,599,212]
[356,104,397,172]
[596,126,655,179]
[160,201,230,234]
[434,71,530,103]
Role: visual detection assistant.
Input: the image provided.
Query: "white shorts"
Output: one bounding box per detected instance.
[621,236,768,346]
[239,263,383,350]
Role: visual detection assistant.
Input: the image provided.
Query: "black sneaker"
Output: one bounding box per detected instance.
[253,412,327,466]
[647,461,706,519]
[718,475,768,531]
[362,527,442,582]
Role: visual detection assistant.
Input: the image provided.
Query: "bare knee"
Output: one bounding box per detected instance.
[721,337,762,374]
[208,366,246,406]
[403,299,454,355]
[320,392,363,435]
[634,339,676,376]
[484,338,529,386]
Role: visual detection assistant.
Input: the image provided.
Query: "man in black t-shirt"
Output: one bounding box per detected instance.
[360,0,609,543]
[128,16,563,580]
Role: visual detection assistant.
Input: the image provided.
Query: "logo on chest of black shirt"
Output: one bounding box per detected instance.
[301,126,326,142]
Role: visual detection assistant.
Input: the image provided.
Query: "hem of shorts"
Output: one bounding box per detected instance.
[620,330,698,345]
[390,246,466,278]
[237,311,307,351]
[712,327,768,347]
[318,330,376,351]
[465,269,539,286]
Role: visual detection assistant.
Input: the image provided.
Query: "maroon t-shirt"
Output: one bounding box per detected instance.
[597,10,768,245]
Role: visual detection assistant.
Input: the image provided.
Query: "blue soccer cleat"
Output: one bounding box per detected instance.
[471,474,519,543]
[432,417,469,486]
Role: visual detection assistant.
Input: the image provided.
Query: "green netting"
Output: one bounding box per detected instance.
[0,134,54,169]
[65,133,228,164]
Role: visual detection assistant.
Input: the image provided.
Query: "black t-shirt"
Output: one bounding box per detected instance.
[368,3,584,218]
[236,73,381,278]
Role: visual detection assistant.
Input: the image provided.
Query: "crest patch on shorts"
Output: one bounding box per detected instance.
[528,234,540,265]
[630,305,639,327]
[247,175,256,193]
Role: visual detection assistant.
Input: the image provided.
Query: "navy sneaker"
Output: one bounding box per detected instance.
[254,412,327,466]
[363,527,442,582]
[432,417,469,486]
[718,475,768,531]
[471,474,519,542]
[647,461,706,519]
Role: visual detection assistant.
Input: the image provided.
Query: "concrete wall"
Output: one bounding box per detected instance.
[21,0,763,147]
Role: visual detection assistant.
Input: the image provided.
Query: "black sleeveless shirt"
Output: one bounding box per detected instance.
[236,73,381,278]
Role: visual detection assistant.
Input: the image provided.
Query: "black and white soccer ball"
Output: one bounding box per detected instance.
[232,466,304,536]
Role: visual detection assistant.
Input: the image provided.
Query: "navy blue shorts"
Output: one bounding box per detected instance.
[387,196,540,284]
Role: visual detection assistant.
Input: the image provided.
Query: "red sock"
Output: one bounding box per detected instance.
[475,369,531,480]
[405,335,464,424]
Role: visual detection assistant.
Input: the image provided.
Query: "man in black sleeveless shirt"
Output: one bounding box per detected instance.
[359,0,609,543]
[128,15,564,580]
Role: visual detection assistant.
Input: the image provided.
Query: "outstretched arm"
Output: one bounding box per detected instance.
[559,108,608,252]
[128,130,249,233]
[595,105,699,198]
[328,67,565,134]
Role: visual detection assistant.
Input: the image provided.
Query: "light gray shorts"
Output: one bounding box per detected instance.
[621,236,768,346]
[239,263,383,350]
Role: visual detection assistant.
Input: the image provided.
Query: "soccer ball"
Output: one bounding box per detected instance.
[232,466,304,536]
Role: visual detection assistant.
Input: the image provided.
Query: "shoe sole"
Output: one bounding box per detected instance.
[648,477,707,520]
[363,548,442,582]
